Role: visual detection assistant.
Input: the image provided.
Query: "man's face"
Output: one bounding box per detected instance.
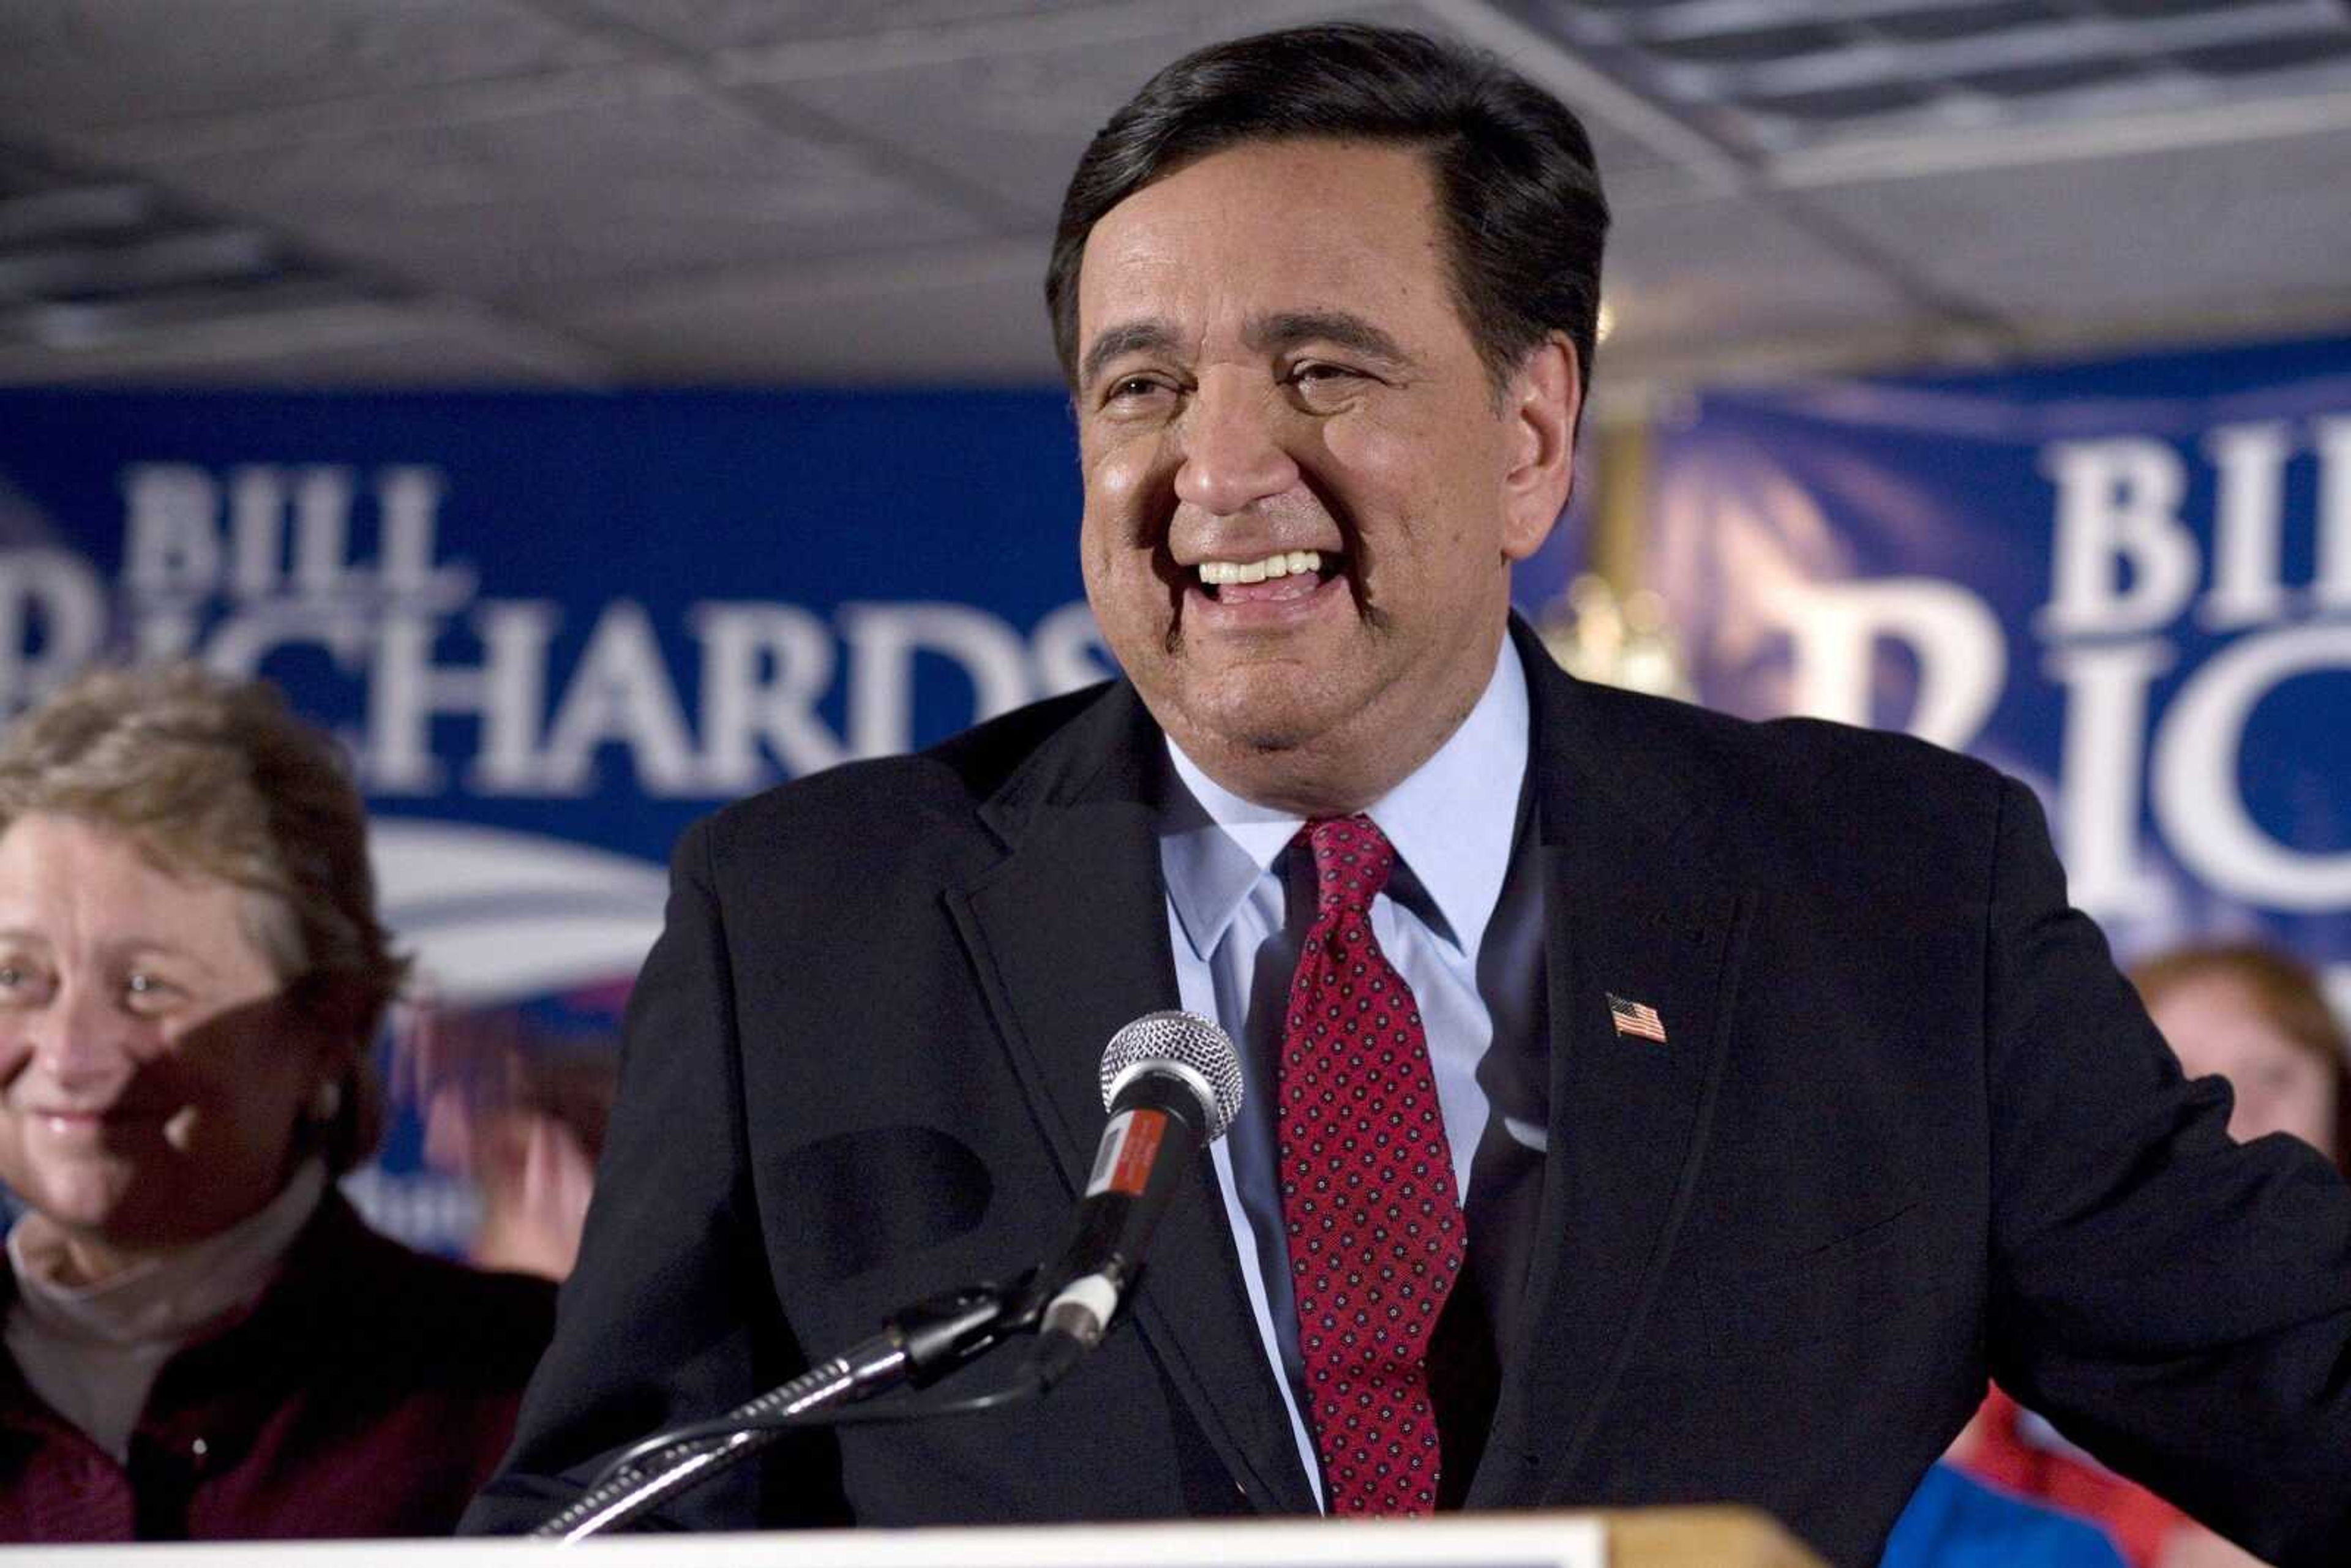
[1073,138,1577,814]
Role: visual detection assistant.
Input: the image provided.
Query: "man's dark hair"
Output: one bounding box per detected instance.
[1046,23,1611,399]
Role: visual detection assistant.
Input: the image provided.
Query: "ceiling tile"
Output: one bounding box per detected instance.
[730,0,1435,223]
[1504,0,2351,158]
[0,0,624,133]
[735,39,1161,224]
[81,84,986,299]
[1794,126,2351,320]
[59,64,705,168]
[1599,191,1930,363]
[552,239,1063,384]
[0,300,608,386]
[563,0,1116,52]
[740,0,1704,224]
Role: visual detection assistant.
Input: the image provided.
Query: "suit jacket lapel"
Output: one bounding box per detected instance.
[1474,622,1754,1504]
[945,683,1318,1514]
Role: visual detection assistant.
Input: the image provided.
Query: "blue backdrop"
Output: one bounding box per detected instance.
[1645,333,2351,992]
[0,388,1112,1245]
[0,384,1589,1247]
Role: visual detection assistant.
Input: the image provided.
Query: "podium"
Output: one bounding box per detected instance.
[1602,1509,1826,1567]
[3,1509,1824,1567]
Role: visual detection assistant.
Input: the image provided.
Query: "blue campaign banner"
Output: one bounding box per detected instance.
[0,388,1106,1248]
[1644,333,2351,995]
[0,385,1592,1251]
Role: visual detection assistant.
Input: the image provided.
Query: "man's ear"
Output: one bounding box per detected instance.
[1500,333,1580,562]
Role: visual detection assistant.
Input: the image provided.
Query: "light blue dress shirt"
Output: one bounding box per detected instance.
[1157,640,1534,1509]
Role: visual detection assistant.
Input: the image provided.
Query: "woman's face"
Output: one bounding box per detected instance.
[2151,969,2342,1163]
[0,812,326,1270]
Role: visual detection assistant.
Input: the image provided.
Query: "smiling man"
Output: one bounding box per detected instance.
[468,25,2351,1567]
[1070,135,1573,818]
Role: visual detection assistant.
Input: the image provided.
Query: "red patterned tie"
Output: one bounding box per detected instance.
[1277,814,1466,1514]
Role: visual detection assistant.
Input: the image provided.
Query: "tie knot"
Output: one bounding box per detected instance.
[1298,814,1396,915]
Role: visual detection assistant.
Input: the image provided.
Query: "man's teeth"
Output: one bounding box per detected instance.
[1197,550,1323,587]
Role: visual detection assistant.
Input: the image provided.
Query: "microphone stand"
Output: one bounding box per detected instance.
[537,1016,1240,1542]
[534,1277,1035,1542]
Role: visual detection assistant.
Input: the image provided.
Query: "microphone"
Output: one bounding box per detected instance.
[1029,1010,1243,1384]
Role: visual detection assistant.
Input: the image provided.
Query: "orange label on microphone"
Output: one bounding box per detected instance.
[1088,1109,1167,1198]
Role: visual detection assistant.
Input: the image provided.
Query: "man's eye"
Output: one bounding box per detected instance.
[1288,362,1365,397]
[1105,375,1171,405]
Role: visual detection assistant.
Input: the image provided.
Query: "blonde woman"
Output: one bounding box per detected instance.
[0,664,552,1540]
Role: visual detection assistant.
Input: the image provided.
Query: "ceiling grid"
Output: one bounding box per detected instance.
[0,0,2342,388]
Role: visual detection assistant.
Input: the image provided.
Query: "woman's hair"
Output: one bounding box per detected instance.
[0,662,406,1172]
[2132,942,2351,1176]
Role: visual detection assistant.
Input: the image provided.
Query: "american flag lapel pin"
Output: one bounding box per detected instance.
[1607,992,1667,1044]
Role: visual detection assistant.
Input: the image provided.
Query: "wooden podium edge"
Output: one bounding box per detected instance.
[1603,1506,1827,1567]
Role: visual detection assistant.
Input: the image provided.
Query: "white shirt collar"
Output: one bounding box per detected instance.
[1160,637,1529,964]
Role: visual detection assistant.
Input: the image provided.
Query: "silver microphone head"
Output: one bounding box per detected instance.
[1098,1010,1243,1143]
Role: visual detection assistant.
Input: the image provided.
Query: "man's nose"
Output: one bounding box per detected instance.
[1173,372,1300,517]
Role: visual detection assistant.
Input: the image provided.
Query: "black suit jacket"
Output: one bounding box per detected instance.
[465,621,2351,1567]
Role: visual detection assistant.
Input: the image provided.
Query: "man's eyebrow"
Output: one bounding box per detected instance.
[1248,311,1410,366]
[1079,320,1182,391]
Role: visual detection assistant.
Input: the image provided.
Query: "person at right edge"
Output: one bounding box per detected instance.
[1954,943,2351,1568]
[462,24,2351,1568]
